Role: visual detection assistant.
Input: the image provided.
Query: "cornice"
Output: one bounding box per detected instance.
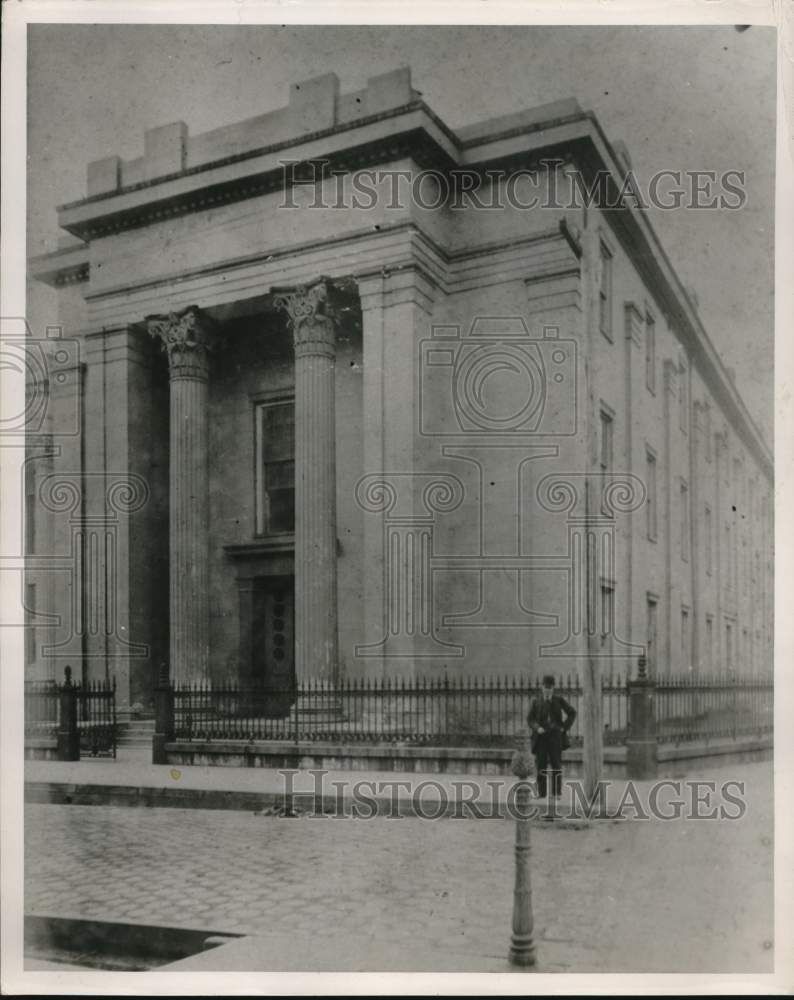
[30,93,771,475]
[29,243,89,287]
[56,116,457,243]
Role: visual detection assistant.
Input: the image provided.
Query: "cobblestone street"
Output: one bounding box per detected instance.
[24,762,773,973]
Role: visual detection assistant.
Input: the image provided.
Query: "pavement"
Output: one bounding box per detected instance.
[22,756,774,973]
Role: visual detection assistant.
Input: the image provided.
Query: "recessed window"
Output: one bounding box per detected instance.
[25,460,36,555]
[733,458,742,512]
[646,596,658,674]
[704,504,712,574]
[705,615,714,670]
[599,241,613,340]
[646,448,657,541]
[681,607,690,670]
[600,407,614,471]
[600,582,615,648]
[25,582,36,667]
[255,399,295,536]
[680,480,689,562]
[645,311,656,393]
[679,364,688,433]
[704,405,712,461]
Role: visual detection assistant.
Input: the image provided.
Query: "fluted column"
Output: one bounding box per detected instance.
[147,307,213,685]
[275,281,338,681]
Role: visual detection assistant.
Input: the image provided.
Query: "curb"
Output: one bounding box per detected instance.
[25,780,596,824]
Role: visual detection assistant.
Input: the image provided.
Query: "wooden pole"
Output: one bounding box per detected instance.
[509,731,536,967]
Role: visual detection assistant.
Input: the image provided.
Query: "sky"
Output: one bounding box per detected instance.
[26,24,776,445]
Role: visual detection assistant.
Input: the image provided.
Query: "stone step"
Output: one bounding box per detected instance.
[295,705,344,716]
[295,698,345,716]
[294,713,346,724]
[117,719,155,747]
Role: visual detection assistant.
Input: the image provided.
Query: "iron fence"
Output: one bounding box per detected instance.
[172,673,631,748]
[655,673,773,744]
[24,670,117,758]
[77,678,117,757]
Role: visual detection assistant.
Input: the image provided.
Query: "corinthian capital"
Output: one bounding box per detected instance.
[273,280,337,357]
[147,306,215,380]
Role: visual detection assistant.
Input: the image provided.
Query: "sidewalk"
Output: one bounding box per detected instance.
[25,750,769,818]
[23,759,774,974]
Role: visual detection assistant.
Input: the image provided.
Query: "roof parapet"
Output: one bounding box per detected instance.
[85,66,417,199]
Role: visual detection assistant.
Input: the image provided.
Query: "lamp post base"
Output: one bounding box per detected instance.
[509,937,537,967]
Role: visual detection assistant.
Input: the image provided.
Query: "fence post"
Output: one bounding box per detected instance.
[56,666,80,762]
[152,663,175,765]
[626,656,657,779]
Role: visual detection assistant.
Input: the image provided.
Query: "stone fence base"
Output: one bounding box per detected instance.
[24,738,58,761]
[161,735,771,777]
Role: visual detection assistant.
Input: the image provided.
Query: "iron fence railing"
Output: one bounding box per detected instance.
[172,673,632,748]
[24,670,117,758]
[77,678,117,758]
[655,674,773,744]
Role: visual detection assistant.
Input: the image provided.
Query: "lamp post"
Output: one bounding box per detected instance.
[509,730,536,967]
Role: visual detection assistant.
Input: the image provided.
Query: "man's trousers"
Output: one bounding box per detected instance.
[534,730,563,797]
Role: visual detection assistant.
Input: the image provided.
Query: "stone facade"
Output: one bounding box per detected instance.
[27,66,773,716]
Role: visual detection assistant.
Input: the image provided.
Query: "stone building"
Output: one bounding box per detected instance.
[27,66,773,717]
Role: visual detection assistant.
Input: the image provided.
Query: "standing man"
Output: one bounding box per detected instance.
[528,674,577,802]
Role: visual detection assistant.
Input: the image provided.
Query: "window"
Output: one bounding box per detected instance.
[646,448,657,540]
[733,458,741,510]
[725,523,734,591]
[599,240,613,339]
[25,460,35,555]
[25,582,36,667]
[646,596,658,674]
[679,364,688,433]
[255,399,295,535]
[704,405,712,461]
[725,622,734,673]
[705,615,714,671]
[600,582,615,649]
[704,504,712,574]
[680,480,689,562]
[681,607,690,671]
[645,311,656,392]
[600,407,614,471]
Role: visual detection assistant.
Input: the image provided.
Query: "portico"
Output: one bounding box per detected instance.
[145,278,349,687]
